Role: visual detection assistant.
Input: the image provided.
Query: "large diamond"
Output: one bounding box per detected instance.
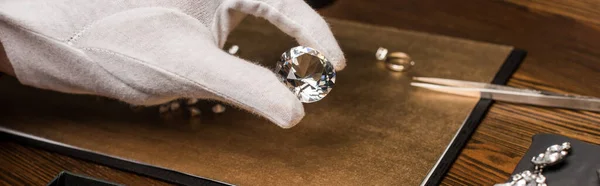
[275,46,336,103]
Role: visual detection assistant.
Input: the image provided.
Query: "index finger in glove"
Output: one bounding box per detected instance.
[75,7,305,128]
[219,0,346,71]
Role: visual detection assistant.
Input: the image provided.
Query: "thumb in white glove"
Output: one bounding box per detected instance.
[0,0,346,128]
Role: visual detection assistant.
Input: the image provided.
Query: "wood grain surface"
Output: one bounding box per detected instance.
[319,0,600,185]
[0,140,172,186]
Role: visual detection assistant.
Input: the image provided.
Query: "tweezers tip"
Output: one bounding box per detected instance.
[410,82,429,88]
[412,77,425,81]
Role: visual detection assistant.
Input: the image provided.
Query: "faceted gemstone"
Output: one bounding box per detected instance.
[531,142,571,166]
[375,47,388,61]
[494,170,546,186]
[546,152,560,162]
[275,46,336,103]
[547,144,561,152]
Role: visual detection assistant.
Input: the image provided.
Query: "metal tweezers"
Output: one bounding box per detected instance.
[411,77,600,112]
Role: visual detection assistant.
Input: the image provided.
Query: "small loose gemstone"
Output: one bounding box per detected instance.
[275,46,336,103]
[186,98,199,105]
[170,102,180,111]
[228,45,239,55]
[375,47,388,61]
[212,104,226,113]
[547,145,561,152]
[188,107,201,117]
[159,104,170,113]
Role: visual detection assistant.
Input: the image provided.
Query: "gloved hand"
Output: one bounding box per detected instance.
[0,0,346,128]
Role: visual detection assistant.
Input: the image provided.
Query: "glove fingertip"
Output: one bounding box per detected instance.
[331,54,346,71]
[275,99,305,129]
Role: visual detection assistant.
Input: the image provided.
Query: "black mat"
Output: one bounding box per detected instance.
[420,49,526,186]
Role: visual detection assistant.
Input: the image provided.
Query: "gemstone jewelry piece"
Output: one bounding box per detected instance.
[376,47,415,72]
[275,46,336,103]
[531,142,571,166]
[495,142,571,186]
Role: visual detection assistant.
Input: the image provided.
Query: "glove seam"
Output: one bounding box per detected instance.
[0,14,64,43]
[66,23,94,45]
[210,1,229,47]
[0,16,83,88]
[67,7,204,46]
[81,46,284,125]
[80,47,155,103]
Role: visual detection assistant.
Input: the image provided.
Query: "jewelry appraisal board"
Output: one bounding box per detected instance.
[0,17,523,186]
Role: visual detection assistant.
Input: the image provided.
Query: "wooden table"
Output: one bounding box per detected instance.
[0,141,172,185]
[1,0,599,185]
[320,0,600,185]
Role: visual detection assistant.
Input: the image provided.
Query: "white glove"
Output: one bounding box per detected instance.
[0,0,346,128]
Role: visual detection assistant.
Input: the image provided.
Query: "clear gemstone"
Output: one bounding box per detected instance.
[547,145,561,152]
[535,175,546,183]
[546,152,560,162]
[212,104,226,113]
[562,142,571,149]
[532,143,570,165]
[275,46,336,103]
[375,47,388,61]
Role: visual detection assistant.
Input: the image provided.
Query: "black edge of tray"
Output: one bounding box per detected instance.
[0,129,231,186]
[47,171,124,186]
[420,48,527,186]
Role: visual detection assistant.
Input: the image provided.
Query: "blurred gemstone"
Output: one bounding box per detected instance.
[275,46,336,103]
[188,107,201,117]
[547,144,561,152]
[375,47,388,61]
[531,142,570,165]
[212,104,226,114]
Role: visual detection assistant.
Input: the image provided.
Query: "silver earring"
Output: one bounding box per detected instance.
[376,47,415,72]
[495,142,571,186]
